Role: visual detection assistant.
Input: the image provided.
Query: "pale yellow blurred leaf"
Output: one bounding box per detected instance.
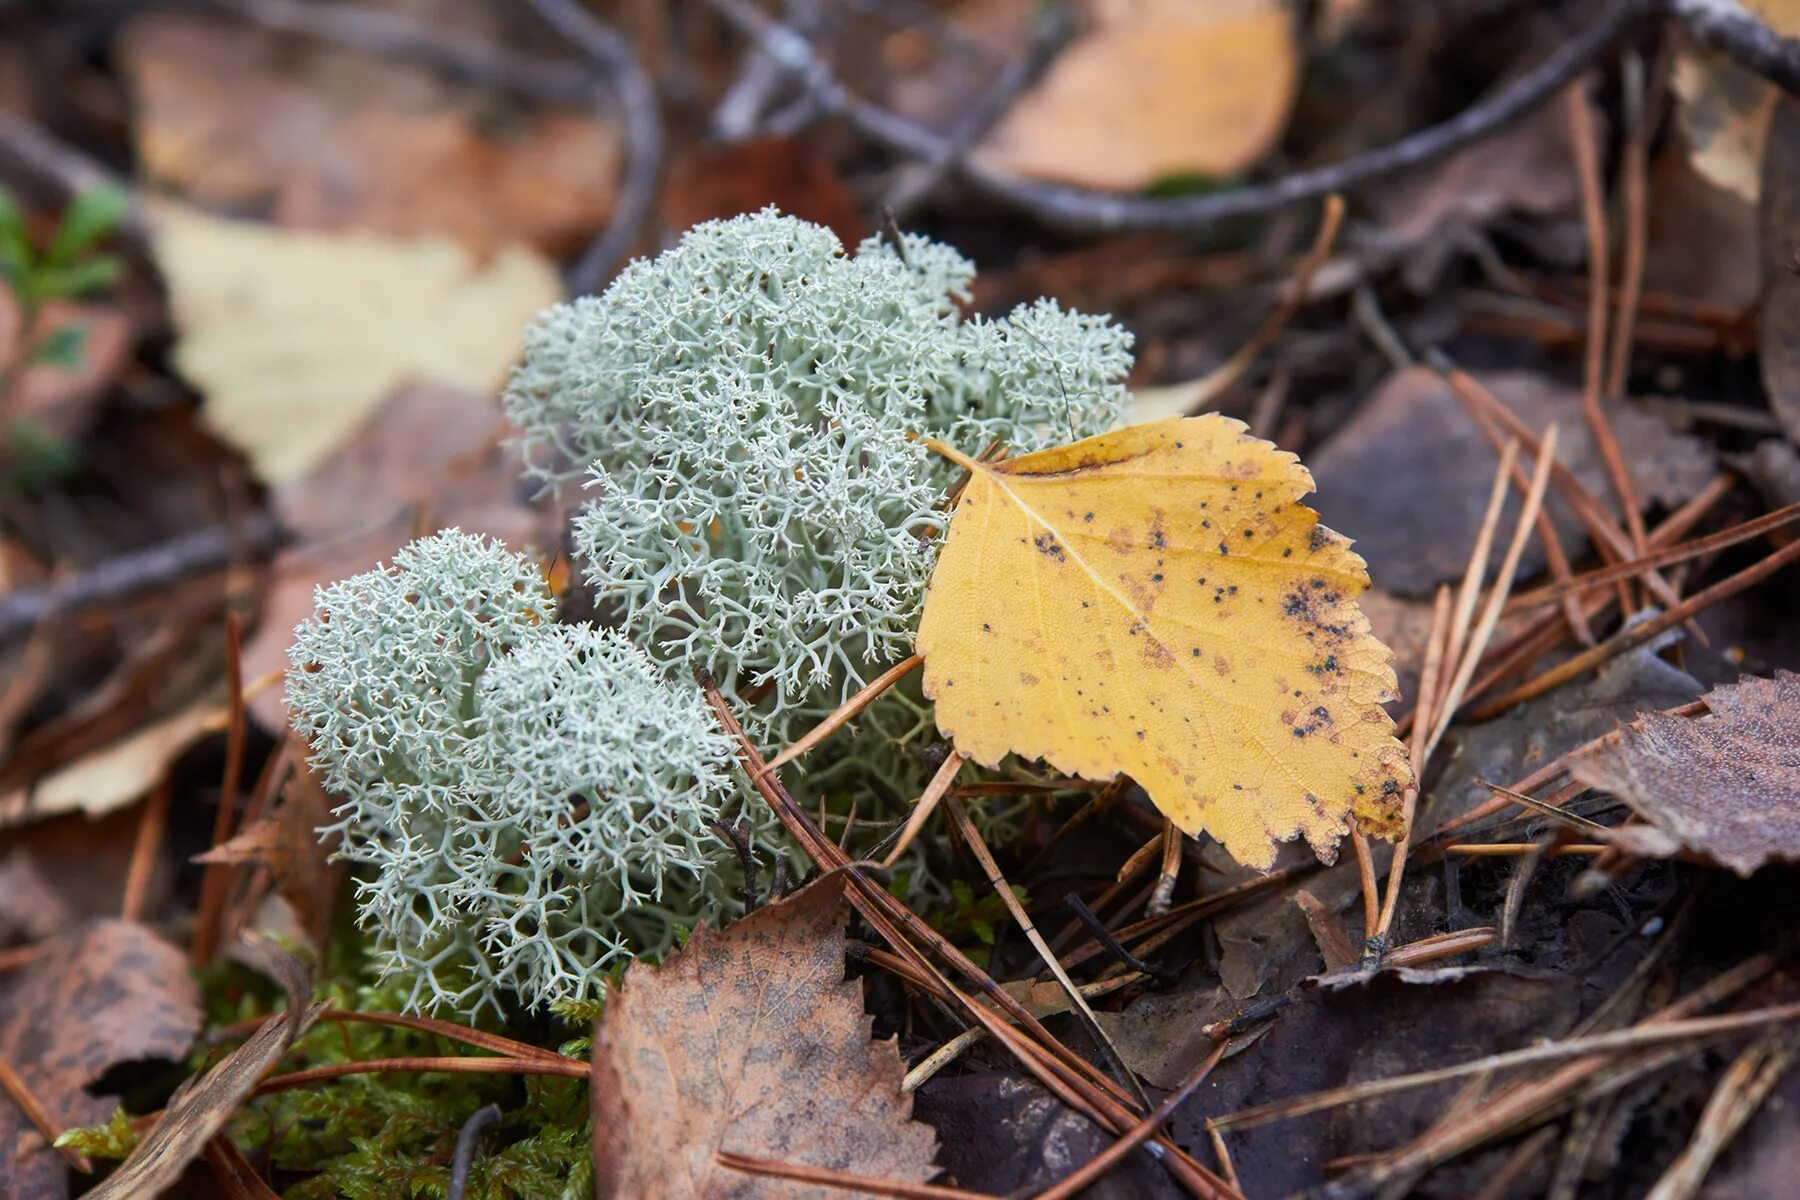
[153,203,560,483]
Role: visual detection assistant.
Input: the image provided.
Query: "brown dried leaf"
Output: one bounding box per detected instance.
[84,995,324,1200]
[591,876,938,1199]
[120,14,617,256]
[0,920,201,1200]
[1570,671,1800,877]
[0,699,222,828]
[195,761,345,953]
[663,138,868,247]
[0,851,75,944]
[1311,368,1715,596]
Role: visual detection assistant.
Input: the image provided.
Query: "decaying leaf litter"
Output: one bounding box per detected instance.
[6,2,1800,1198]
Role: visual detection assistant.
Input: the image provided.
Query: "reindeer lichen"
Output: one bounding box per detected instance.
[287,530,757,1015]
[505,208,1133,736]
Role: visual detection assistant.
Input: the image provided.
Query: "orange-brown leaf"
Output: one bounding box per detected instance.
[591,877,938,1198]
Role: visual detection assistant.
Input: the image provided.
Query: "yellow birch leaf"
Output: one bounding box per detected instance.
[916,415,1411,869]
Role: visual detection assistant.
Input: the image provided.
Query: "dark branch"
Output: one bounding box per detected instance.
[1663,0,1800,93]
[447,1103,503,1200]
[711,817,763,912]
[523,0,664,294]
[218,0,595,103]
[709,0,1641,234]
[883,2,1080,220]
[0,512,287,645]
[1063,894,1179,984]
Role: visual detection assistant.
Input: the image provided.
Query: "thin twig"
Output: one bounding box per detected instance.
[1506,501,1800,610]
[0,1054,92,1171]
[256,1056,588,1095]
[1210,1001,1800,1132]
[1035,1040,1230,1200]
[762,655,922,773]
[1644,1031,1796,1200]
[447,1104,502,1200]
[1063,894,1178,984]
[715,1152,997,1199]
[1176,195,1344,410]
[884,3,1079,219]
[1428,428,1561,755]
[0,513,286,645]
[1473,779,1610,831]
[706,0,1639,233]
[1568,83,1649,566]
[1607,51,1652,401]
[1371,585,1453,948]
[942,795,1152,1113]
[1474,535,1800,716]
[1446,843,1610,857]
[121,780,173,923]
[192,613,249,967]
[880,749,966,867]
[523,0,663,293]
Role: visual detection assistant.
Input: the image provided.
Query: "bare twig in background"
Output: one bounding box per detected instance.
[1664,0,1800,93]
[523,0,664,292]
[709,0,1637,233]
[883,2,1079,219]
[219,0,593,102]
[0,511,286,646]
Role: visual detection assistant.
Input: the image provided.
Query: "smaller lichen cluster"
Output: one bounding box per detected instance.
[288,530,761,1015]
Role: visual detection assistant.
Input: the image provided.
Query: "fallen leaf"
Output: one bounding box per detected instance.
[663,137,867,246]
[1310,367,1716,596]
[194,758,345,954]
[0,920,201,1200]
[153,202,561,483]
[83,996,324,1200]
[591,876,938,1199]
[238,381,560,730]
[1569,671,1800,877]
[1759,93,1800,444]
[120,14,617,256]
[1163,969,1581,1199]
[0,850,74,944]
[1672,46,1781,205]
[974,0,1297,189]
[0,698,221,828]
[1368,86,1580,292]
[917,415,1412,870]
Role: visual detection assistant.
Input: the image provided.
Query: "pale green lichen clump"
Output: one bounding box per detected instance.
[288,530,759,1015]
[291,213,1134,1013]
[505,208,1132,734]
